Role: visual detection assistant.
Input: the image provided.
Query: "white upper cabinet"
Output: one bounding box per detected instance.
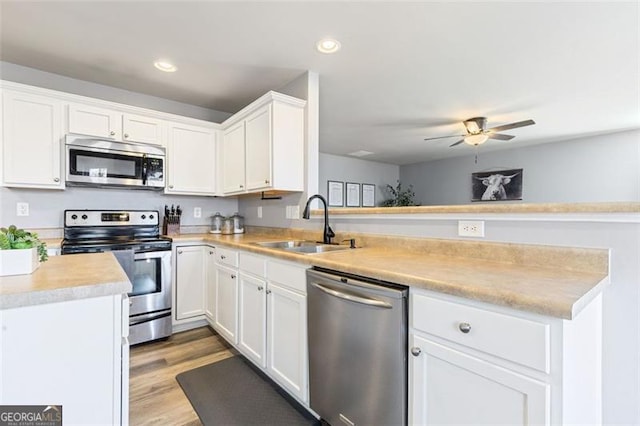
[221,121,246,194]
[166,122,217,195]
[221,92,305,195]
[2,90,65,189]
[68,103,164,145]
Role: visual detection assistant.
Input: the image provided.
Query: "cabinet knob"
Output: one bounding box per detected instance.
[231,274,236,279]
[458,322,471,334]
[410,347,422,357]
[239,184,244,189]
[258,286,264,291]
[209,251,214,255]
[109,130,116,136]
[178,250,183,254]
[264,179,269,184]
[53,177,60,182]
[266,289,272,295]
[129,299,133,306]
[124,133,129,138]
[220,255,226,260]
[168,185,174,189]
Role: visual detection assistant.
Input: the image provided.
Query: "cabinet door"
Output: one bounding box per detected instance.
[215,265,238,344]
[409,334,549,425]
[204,247,216,320]
[238,273,267,367]
[267,281,308,403]
[245,105,272,191]
[221,121,246,194]
[122,113,164,145]
[166,123,216,195]
[2,91,64,189]
[68,103,121,139]
[175,246,206,320]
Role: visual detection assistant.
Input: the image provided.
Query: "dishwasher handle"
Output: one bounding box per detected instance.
[311,282,393,309]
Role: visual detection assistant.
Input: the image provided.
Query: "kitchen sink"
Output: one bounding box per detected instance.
[253,240,352,254]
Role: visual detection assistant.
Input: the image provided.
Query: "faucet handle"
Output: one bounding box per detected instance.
[342,238,357,249]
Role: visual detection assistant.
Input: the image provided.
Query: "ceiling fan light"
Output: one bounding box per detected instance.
[465,121,480,133]
[464,133,489,146]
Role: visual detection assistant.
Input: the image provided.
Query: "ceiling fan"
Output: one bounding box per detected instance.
[424,117,536,147]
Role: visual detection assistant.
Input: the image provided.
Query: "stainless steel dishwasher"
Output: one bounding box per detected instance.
[307,267,408,426]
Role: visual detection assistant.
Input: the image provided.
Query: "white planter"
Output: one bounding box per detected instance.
[0,247,40,276]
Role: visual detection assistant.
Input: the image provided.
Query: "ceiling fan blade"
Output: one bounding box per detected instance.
[487,119,535,133]
[449,139,465,147]
[488,133,515,141]
[424,134,466,141]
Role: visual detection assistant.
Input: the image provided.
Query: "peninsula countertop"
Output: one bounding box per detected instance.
[0,252,131,310]
[170,232,609,320]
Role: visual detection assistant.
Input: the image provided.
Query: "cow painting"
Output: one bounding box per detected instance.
[471,169,523,202]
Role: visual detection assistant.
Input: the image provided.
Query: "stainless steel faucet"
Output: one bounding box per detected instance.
[302,194,335,244]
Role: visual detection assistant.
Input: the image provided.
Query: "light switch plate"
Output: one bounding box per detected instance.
[16,202,29,216]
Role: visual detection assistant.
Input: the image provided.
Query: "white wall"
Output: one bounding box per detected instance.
[0,61,232,122]
[319,153,400,206]
[401,129,640,205]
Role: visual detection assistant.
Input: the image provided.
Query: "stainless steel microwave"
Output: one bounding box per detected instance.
[65,135,165,190]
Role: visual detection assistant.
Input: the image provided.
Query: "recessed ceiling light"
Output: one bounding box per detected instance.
[316,38,341,54]
[348,150,374,157]
[153,60,177,73]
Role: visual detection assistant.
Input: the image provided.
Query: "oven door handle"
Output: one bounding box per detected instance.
[130,310,171,326]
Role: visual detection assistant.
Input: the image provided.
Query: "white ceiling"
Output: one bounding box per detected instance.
[1,1,638,165]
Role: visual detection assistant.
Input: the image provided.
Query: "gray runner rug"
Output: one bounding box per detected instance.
[176,356,319,426]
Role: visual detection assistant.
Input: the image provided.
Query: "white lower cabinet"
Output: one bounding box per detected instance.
[0,294,128,425]
[175,245,206,321]
[214,264,239,344]
[204,247,216,320]
[238,272,267,366]
[409,289,602,425]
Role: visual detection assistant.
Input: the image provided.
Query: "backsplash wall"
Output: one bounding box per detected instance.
[0,187,238,230]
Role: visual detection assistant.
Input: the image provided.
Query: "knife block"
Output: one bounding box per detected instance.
[163,220,180,236]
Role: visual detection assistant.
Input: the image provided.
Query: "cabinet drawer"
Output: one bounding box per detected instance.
[239,252,266,278]
[216,247,238,268]
[412,293,550,373]
[267,260,307,294]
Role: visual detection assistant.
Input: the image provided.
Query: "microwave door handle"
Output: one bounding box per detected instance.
[142,154,148,185]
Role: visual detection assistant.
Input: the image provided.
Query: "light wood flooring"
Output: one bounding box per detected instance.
[129,326,234,426]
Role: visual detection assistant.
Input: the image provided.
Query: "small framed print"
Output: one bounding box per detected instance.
[327,180,344,207]
[362,183,376,207]
[346,182,361,207]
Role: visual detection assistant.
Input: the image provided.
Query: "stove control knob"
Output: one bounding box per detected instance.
[141,215,146,219]
[81,214,88,220]
[149,214,154,219]
[71,214,78,220]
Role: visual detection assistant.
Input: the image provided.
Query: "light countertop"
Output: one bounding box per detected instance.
[170,232,608,320]
[0,252,131,310]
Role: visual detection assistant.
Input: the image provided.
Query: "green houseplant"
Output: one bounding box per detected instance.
[0,225,48,276]
[380,180,419,207]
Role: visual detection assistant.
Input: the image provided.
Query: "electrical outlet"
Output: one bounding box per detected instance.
[257,206,263,219]
[458,220,485,237]
[16,202,29,217]
[193,207,202,218]
[290,205,300,219]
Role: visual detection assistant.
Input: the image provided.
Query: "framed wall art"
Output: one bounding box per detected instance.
[346,182,361,207]
[327,180,344,206]
[471,168,523,202]
[362,183,376,207]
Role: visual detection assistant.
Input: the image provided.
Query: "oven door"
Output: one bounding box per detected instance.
[129,250,172,316]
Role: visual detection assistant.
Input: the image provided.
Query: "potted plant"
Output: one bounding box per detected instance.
[380,180,419,207]
[0,225,48,276]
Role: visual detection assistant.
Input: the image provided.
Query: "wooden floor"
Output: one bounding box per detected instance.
[129,326,234,426]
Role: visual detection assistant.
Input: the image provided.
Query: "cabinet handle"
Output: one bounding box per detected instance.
[410,347,422,357]
[220,255,226,260]
[258,286,264,291]
[266,289,272,294]
[231,274,236,279]
[458,322,471,334]
[53,177,60,182]
[124,133,129,138]
[109,130,116,136]
[178,250,183,254]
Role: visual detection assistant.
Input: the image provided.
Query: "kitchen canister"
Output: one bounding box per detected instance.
[231,212,245,234]
[221,217,234,235]
[210,212,224,234]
